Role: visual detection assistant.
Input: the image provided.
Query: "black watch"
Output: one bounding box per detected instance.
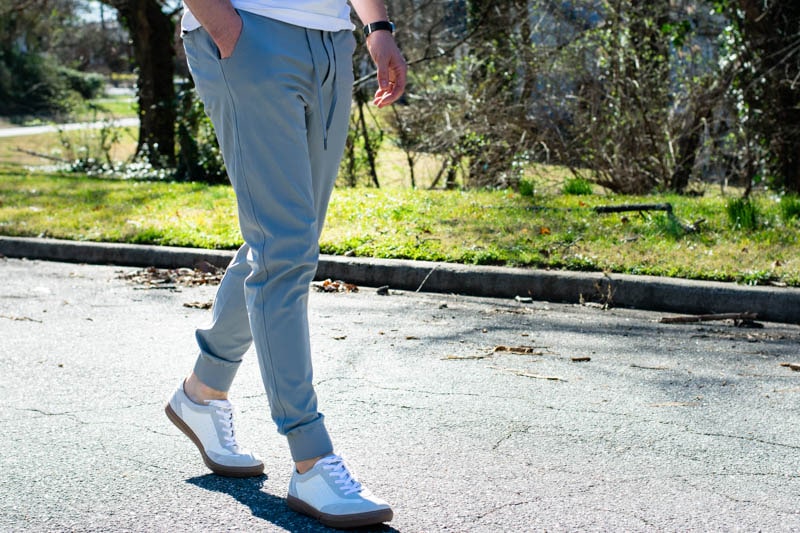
[363,21,395,38]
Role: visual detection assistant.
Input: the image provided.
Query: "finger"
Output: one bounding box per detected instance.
[393,62,407,95]
[376,59,390,91]
[374,86,398,107]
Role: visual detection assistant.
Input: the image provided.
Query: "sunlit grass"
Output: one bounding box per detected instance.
[1,164,798,287]
[0,126,138,166]
[0,166,240,248]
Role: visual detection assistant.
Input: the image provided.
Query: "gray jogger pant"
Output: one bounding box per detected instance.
[182,11,355,462]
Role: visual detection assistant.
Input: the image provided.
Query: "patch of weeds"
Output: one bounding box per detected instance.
[128,228,166,245]
[737,269,775,286]
[459,247,506,265]
[779,195,800,222]
[320,235,373,256]
[518,178,535,197]
[726,197,760,230]
[653,213,684,239]
[562,177,593,195]
[561,253,598,271]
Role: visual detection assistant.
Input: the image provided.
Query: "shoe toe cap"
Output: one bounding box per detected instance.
[207,449,264,468]
[319,495,391,516]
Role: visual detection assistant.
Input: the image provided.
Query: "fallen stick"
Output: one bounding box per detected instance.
[490,365,566,382]
[660,312,758,324]
[594,203,673,214]
[14,147,68,163]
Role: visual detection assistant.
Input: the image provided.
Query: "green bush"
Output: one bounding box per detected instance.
[58,67,105,100]
[0,49,72,116]
[726,197,760,230]
[175,84,228,184]
[562,177,593,195]
[779,195,800,222]
[518,178,535,197]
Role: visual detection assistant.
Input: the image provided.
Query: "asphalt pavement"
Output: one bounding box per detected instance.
[1,257,799,532]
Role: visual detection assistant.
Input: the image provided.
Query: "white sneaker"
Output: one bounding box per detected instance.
[287,454,393,528]
[165,384,264,477]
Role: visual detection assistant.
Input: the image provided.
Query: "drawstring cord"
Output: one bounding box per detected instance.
[305,29,338,151]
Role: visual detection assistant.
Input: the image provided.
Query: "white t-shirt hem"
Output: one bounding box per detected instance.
[181,0,354,32]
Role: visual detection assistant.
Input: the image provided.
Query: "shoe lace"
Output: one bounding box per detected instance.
[207,400,239,451]
[320,455,363,496]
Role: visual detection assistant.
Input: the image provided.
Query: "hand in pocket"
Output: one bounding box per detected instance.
[211,12,243,59]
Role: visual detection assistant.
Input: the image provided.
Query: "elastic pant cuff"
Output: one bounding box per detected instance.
[193,351,241,392]
[286,415,333,462]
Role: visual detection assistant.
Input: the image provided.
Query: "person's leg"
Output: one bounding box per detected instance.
[293,28,357,474]
[164,25,269,478]
[283,27,393,528]
[185,12,336,462]
[189,243,253,396]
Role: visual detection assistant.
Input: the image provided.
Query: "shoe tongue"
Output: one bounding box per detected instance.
[206,399,232,408]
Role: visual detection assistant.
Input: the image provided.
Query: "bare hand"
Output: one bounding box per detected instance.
[208,11,242,59]
[365,31,407,107]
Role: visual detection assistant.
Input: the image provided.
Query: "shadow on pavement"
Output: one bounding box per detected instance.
[186,474,400,532]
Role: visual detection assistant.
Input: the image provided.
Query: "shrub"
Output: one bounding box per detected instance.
[0,49,71,116]
[518,178,535,197]
[58,67,105,100]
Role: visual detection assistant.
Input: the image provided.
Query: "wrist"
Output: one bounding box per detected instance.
[363,20,395,39]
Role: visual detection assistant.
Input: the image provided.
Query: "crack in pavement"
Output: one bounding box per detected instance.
[681,477,800,516]
[313,379,800,453]
[473,499,539,521]
[687,431,800,451]
[492,422,533,450]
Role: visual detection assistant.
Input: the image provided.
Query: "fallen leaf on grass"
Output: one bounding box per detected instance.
[780,362,800,372]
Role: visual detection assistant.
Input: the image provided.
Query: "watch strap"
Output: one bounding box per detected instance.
[363,21,395,38]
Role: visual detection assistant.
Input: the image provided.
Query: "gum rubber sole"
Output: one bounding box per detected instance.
[164,403,264,478]
[287,494,393,529]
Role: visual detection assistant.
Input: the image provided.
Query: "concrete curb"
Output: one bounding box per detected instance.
[1,235,798,324]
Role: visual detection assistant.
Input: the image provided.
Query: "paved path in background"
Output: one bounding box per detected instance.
[0,117,138,138]
[1,258,799,531]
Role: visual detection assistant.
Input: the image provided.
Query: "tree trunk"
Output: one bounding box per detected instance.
[109,0,176,167]
[737,0,800,192]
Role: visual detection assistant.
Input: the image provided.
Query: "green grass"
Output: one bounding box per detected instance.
[726,197,760,230]
[0,166,240,248]
[0,94,137,129]
[0,126,138,166]
[562,177,594,195]
[1,164,798,287]
[69,97,137,122]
